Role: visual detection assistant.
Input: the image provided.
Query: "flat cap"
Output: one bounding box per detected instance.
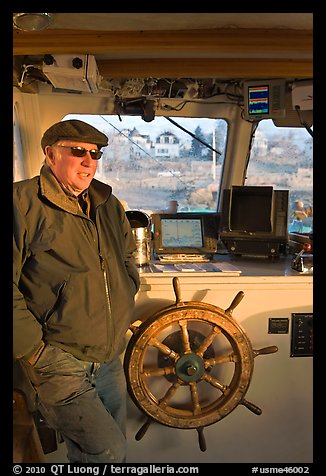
[41,119,108,152]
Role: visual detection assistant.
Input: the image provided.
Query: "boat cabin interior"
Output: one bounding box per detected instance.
[12,12,313,466]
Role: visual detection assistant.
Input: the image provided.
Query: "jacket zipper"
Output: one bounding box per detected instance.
[82,213,114,359]
[99,253,113,358]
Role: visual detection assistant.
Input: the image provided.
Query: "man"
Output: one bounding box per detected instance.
[13,119,140,463]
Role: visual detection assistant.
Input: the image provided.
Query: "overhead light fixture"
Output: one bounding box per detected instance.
[13,13,53,31]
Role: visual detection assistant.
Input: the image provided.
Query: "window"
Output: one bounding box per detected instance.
[13,105,25,182]
[64,114,228,213]
[245,120,313,234]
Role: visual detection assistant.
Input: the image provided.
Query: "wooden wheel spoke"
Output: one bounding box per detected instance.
[159,381,181,408]
[204,352,238,368]
[196,325,221,357]
[189,381,202,415]
[202,372,230,394]
[149,337,180,360]
[178,319,192,354]
[142,366,176,378]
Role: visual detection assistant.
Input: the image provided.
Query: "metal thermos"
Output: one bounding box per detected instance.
[126,210,151,266]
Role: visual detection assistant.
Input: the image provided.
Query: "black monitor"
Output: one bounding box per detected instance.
[220,186,289,256]
[230,185,273,233]
[243,79,286,121]
[152,212,219,257]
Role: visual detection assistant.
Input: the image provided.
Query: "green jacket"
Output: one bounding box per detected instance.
[13,164,140,363]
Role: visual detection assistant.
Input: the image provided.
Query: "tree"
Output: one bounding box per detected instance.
[189,126,206,158]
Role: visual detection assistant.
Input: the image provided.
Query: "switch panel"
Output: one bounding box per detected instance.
[290,313,313,357]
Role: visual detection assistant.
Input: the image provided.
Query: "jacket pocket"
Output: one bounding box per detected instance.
[43,280,67,326]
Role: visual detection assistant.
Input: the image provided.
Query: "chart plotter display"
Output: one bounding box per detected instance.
[152,212,219,258]
[161,218,203,248]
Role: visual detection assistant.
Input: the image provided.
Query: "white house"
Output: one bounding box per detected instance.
[154,131,180,158]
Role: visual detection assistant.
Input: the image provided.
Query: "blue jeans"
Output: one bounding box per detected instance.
[22,344,127,463]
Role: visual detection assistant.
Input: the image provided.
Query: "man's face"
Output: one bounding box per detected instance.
[45,141,100,195]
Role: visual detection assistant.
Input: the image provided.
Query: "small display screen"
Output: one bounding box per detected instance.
[161,218,203,248]
[248,85,269,116]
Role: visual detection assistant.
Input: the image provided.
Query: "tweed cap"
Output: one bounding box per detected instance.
[41,119,108,152]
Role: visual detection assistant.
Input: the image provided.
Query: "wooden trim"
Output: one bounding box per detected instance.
[97,58,312,79]
[13,28,312,58]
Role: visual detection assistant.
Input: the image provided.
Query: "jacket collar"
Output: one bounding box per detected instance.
[39,164,112,213]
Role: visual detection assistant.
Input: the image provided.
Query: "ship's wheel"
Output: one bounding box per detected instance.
[124,277,278,451]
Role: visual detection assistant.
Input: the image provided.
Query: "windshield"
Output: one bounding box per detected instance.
[245,120,313,234]
[64,114,228,214]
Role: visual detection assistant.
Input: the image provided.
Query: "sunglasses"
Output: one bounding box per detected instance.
[55,145,103,160]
